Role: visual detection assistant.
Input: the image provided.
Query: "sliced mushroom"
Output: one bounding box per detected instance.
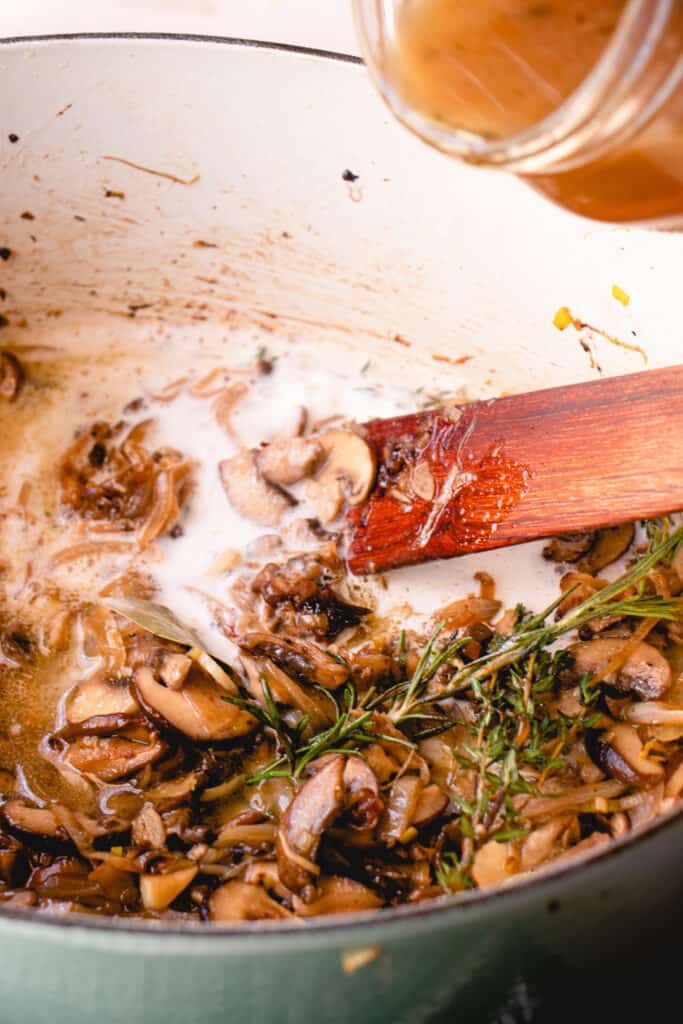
[543,532,597,563]
[522,779,626,819]
[240,632,349,690]
[276,754,380,897]
[585,723,665,787]
[471,840,516,889]
[276,756,343,896]
[0,802,71,852]
[219,450,295,526]
[306,429,377,523]
[412,783,448,827]
[57,712,142,740]
[62,728,166,782]
[520,817,573,872]
[0,351,24,401]
[209,881,291,922]
[251,549,368,640]
[257,436,323,486]
[27,858,108,906]
[569,638,672,700]
[291,876,383,917]
[623,701,683,726]
[158,652,193,690]
[665,753,683,798]
[577,523,635,574]
[146,772,201,810]
[134,666,257,741]
[88,863,138,907]
[140,864,197,911]
[0,801,116,853]
[214,822,278,848]
[65,676,140,723]
[131,802,166,849]
[340,757,383,830]
[240,653,334,732]
[378,775,422,845]
[242,860,291,900]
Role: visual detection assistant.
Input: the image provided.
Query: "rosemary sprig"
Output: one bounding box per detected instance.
[428,524,683,705]
[227,681,409,784]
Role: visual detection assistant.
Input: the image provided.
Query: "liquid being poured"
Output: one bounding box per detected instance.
[388,0,683,223]
[390,0,626,139]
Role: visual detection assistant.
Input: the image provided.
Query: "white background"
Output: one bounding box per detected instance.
[2,0,359,55]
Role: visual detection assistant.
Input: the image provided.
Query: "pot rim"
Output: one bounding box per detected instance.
[0,29,679,940]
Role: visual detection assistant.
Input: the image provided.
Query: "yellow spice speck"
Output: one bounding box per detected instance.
[553,306,572,331]
[612,284,630,306]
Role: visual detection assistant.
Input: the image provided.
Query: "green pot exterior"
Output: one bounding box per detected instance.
[0,809,680,1024]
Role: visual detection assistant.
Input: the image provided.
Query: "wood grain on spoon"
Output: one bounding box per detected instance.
[346,364,683,575]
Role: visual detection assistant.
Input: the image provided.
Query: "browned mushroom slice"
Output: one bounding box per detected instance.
[292,876,383,917]
[242,860,291,900]
[0,351,24,401]
[131,802,166,849]
[62,727,166,782]
[240,632,349,690]
[276,755,346,896]
[257,436,323,486]
[251,549,369,640]
[209,881,292,922]
[27,859,123,909]
[543,532,597,563]
[0,801,118,854]
[378,775,423,845]
[623,701,683,726]
[412,783,448,827]
[219,450,295,526]
[569,637,672,700]
[520,817,573,872]
[65,675,140,723]
[240,653,334,732]
[58,712,146,740]
[134,666,257,741]
[147,772,201,810]
[88,863,138,908]
[158,652,193,690]
[342,756,383,830]
[0,802,70,852]
[586,722,665,787]
[140,864,198,911]
[214,822,278,848]
[471,840,516,889]
[306,429,377,523]
[577,523,635,573]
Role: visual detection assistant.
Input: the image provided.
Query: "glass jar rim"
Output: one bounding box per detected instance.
[353,0,683,174]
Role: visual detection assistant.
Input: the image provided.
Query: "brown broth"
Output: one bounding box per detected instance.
[391,0,683,223]
[391,0,626,138]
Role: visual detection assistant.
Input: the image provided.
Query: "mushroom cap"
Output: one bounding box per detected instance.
[134,666,257,741]
[569,637,672,700]
[307,429,376,523]
[219,450,295,526]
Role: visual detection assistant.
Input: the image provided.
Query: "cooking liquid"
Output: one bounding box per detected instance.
[0,323,560,813]
[390,0,683,223]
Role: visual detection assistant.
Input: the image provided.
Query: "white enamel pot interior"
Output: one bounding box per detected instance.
[1,34,683,1024]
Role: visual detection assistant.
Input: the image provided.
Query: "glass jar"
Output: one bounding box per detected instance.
[353,0,683,224]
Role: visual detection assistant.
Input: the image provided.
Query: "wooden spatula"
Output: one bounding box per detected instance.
[346,364,683,575]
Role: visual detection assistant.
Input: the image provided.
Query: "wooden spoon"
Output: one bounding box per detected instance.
[346,364,683,575]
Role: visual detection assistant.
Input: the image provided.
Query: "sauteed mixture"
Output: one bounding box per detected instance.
[1,338,682,923]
